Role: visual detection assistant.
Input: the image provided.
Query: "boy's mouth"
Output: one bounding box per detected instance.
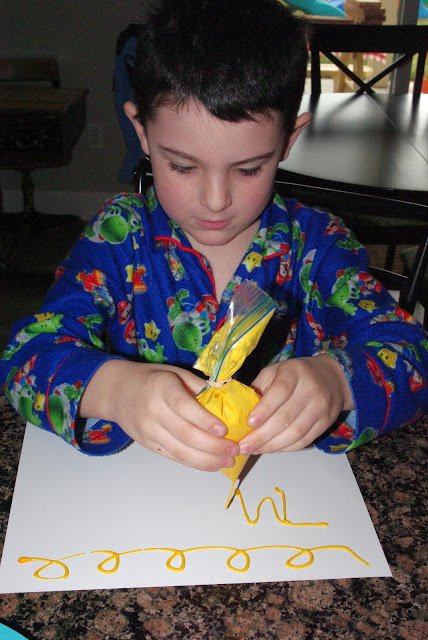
[197,219,230,231]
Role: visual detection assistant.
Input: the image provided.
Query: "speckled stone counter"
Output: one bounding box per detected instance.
[0,394,426,640]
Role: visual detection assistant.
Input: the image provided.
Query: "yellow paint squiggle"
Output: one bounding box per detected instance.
[91,549,142,573]
[18,554,84,580]
[235,487,329,527]
[17,486,370,581]
[18,544,369,579]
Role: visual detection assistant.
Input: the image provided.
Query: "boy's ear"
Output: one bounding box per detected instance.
[281,112,311,161]
[123,101,149,155]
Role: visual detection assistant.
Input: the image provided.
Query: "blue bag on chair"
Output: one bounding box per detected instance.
[114,24,143,183]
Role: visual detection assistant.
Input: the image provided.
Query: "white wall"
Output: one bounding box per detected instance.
[0,0,142,212]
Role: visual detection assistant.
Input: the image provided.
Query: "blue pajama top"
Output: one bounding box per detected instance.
[1,189,427,456]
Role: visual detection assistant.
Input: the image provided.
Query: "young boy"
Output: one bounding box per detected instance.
[1,0,427,470]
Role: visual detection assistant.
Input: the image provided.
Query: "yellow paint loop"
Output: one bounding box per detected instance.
[226,549,251,573]
[18,554,84,580]
[91,549,142,574]
[286,548,315,569]
[165,549,186,572]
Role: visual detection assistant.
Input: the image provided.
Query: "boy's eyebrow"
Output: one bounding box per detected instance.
[160,146,200,163]
[159,145,275,165]
[233,151,276,165]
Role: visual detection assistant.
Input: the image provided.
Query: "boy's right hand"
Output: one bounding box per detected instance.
[79,360,239,471]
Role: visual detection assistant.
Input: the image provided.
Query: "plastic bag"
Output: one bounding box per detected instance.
[194,281,275,505]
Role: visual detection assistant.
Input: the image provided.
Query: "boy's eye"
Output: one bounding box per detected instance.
[238,166,262,177]
[168,161,195,174]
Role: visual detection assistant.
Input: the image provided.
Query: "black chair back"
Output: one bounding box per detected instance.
[369,230,428,320]
[309,24,428,96]
[133,156,153,195]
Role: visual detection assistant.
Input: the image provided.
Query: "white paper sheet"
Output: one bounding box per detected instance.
[0,423,391,593]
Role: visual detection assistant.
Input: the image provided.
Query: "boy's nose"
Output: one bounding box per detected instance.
[200,175,232,213]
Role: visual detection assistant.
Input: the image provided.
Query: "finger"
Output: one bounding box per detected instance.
[162,375,230,438]
[144,442,232,472]
[142,426,236,471]
[240,388,338,454]
[249,365,277,395]
[175,368,209,397]
[138,382,239,456]
[258,410,337,453]
[248,369,297,428]
[240,398,304,455]
[162,402,240,456]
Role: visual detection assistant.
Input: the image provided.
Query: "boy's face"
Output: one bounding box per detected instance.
[126,100,310,250]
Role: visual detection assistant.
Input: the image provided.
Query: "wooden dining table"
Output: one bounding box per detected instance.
[277,93,428,210]
[369,93,428,162]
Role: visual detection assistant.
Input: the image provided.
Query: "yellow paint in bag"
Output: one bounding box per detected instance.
[194,281,275,506]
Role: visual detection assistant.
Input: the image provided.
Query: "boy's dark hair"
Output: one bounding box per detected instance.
[133,0,309,137]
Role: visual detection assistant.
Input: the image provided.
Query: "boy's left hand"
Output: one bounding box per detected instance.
[239,355,355,454]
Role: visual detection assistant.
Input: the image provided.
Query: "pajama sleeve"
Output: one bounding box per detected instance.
[0,196,142,455]
[292,208,428,453]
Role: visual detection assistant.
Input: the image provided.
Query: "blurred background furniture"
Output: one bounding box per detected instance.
[369,224,428,326]
[133,155,153,195]
[309,24,427,97]
[400,243,428,326]
[277,92,427,196]
[283,22,428,271]
[284,0,346,18]
[342,0,386,25]
[0,58,88,279]
[322,0,386,92]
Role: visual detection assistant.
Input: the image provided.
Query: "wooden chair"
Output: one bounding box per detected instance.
[307,57,374,92]
[0,58,87,278]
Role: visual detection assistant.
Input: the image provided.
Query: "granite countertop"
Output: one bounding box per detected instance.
[0,394,426,640]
